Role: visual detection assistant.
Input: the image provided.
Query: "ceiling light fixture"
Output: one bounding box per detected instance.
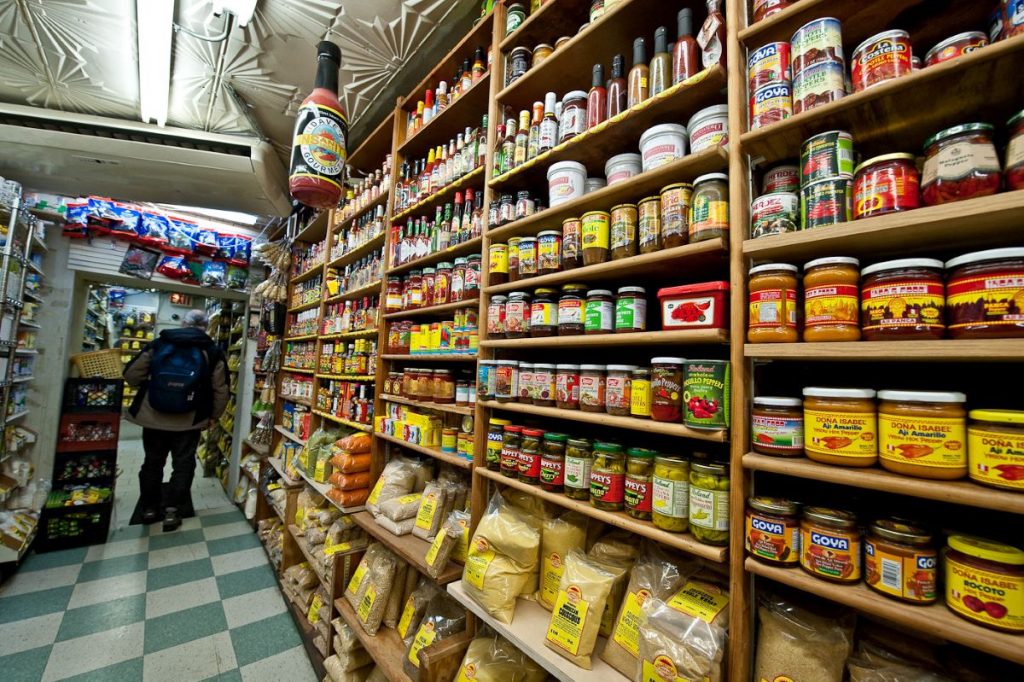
[137,0,175,126]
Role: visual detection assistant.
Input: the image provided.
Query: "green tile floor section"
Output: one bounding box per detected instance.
[0,506,316,681]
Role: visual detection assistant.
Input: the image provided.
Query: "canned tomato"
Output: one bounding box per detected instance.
[851,30,913,92]
[753,0,793,23]
[751,192,799,239]
[750,83,793,130]
[853,153,921,219]
[924,31,989,66]
[683,360,730,431]
[748,42,791,91]
[792,61,846,115]
[800,130,854,184]
[763,164,800,193]
[791,17,844,72]
[802,177,852,229]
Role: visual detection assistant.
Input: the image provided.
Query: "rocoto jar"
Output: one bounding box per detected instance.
[530,288,558,337]
[652,455,689,532]
[558,284,586,336]
[922,123,1001,206]
[625,448,655,521]
[487,295,507,338]
[591,442,626,511]
[1006,109,1024,190]
[944,534,1024,633]
[748,263,799,343]
[853,154,920,220]
[630,367,651,418]
[651,357,684,422]
[803,387,878,466]
[555,364,581,410]
[945,248,1024,339]
[505,291,532,338]
[660,182,692,248]
[745,496,800,566]
[579,364,606,413]
[967,409,1024,491]
[584,289,614,334]
[605,365,636,416]
[800,507,861,583]
[751,397,804,456]
[877,390,967,480]
[564,438,593,500]
[864,519,938,604]
[689,462,730,546]
[803,257,861,342]
[860,258,945,340]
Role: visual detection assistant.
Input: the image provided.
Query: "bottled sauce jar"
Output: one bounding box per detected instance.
[494,360,519,402]
[610,203,638,260]
[540,433,568,492]
[561,217,583,269]
[533,363,556,406]
[751,397,804,456]
[625,447,655,520]
[558,284,587,335]
[800,507,861,583]
[556,364,581,410]
[943,534,1024,633]
[690,173,729,242]
[518,237,538,278]
[877,390,967,480]
[508,237,521,281]
[661,182,692,248]
[558,91,588,145]
[745,496,800,566]
[579,364,606,413]
[486,418,512,471]
[581,211,610,265]
[530,288,558,337]
[487,295,507,338]
[689,461,730,546]
[591,442,626,511]
[614,286,647,333]
[651,357,684,422]
[537,230,562,275]
[489,244,509,285]
[505,292,532,338]
[967,409,1024,491]
[652,455,689,532]
[922,123,1001,206]
[860,259,945,340]
[565,438,593,500]
[748,263,799,343]
[638,195,662,254]
[584,289,614,334]
[605,365,636,416]
[945,248,1024,339]
[803,257,861,342]
[853,154,920,219]
[803,387,878,467]
[864,519,937,604]
[630,368,651,418]
[518,362,535,404]
[465,254,481,299]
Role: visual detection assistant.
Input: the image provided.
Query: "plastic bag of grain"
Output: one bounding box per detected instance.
[588,530,641,637]
[424,510,465,579]
[754,592,854,682]
[374,514,416,536]
[327,642,373,673]
[324,657,372,682]
[344,542,398,635]
[403,592,467,681]
[365,668,387,682]
[543,549,617,669]
[453,630,548,682]
[384,561,409,629]
[330,618,362,653]
[411,481,448,541]
[377,493,422,522]
[538,511,589,610]
[366,458,417,516]
[502,488,552,599]
[637,598,727,682]
[397,577,440,640]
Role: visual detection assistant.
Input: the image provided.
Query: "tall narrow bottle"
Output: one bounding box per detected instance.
[538,92,558,154]
[607,55,627,119]
[527,101,543,161]
[673,8,699,83]
[649,27,672,96]
[289,41,346,209]
[513,110,530,168]
[628,38,650,108]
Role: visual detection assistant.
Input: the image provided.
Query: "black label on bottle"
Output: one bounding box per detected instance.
[289,102,348,189]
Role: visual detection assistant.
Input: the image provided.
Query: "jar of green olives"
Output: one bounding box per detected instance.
[652,455,690,532]
[590,442,626,511]
[539,433,568,493]
[689,461,729,545]
[564,437,593,500]
[625,448,656,520]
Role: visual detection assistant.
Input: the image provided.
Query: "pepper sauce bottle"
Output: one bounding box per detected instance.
[588,64,608,128]
[606,55,627,119]
[674,8,699,83]
[628,38,650,108]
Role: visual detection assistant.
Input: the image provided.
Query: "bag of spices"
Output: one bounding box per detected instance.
[587,530,641,637]
[500,488,550,599]
[411,481,448,541]
[403,592,467,681]
[544,549,617,669]
[454,630,548,682]
[425,511,466,579]
[637,598,727,682]
[538,511,589,610]
[377,493,422,522]
[366,458,418,515]
[754,592,854,682]
[383,561,409,629]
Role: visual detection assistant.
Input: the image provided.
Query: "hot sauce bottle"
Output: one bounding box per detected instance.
[673,8,700,83]
[588,64,608,128]
[606,55,627,119]
[289,41,346,209]
[628,38,649,108]
[649,26,672,96]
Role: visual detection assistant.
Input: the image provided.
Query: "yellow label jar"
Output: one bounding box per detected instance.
[968,409,1024,490]
[944,534,1024,633]
[877,390,967,479]
[745,496,800,566]
[864,519,937,604]
[800,506,861,583]
[802,387,877,466]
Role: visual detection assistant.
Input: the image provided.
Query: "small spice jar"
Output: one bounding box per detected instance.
[803,257,861,342]
[537,230,562,275]
[751,397,804,456]
[945,248,1024,339]
[565,438,593,500]
[944,534,1024,633]
[584,289,614,334]
[652,455,690,532]
[505,291,532,338]
[533,363,556,406]
[561,217,583,269]
[508,237,521,281]
[517,362,535,404]
[877,390,967,480]
[661,182,692,248]
[581,211,610,265]
[555,364,581,410]
[967,409,1024,491]
[614,286,647,333]
[651,357,685,422]
[638,196,662,254]
[494,360,519,403]
[487,295,507,338]
[579,364,606,413]
[558,284,586,336]
[922,123,1001,206]
[486,418,512,471]
[519,427,545,484]
[800,507,861,583]
[591,442,626,511]
[540,433,568,492]
[501,425,523,478]
[530,288,558,337]
[689,461,730,546]
[745,496,800,565]
[803,387,878,466]
[625,448,656,520]
[864,519,938,604]
[630,367,651,418]
[861,259,945,340]
[610,203,638,260]
[518,237,539,279]
[690,173,729,243]
[488,244,509,285]
[432,369,455,404]
[748,263,799,343]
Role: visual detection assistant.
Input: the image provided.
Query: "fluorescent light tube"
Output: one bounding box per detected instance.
[137,0,175,126]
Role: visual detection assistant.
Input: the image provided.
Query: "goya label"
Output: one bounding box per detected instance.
[801,526,861,581]
[745,513,799,564]
[865,539,937,602]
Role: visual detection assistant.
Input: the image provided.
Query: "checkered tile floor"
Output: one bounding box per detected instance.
[0,506,316,682]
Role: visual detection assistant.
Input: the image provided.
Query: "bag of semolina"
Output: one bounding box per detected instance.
[453,630,548,682]
[538,511,589,610]
[637,598,727,682]
[544,549,616,669]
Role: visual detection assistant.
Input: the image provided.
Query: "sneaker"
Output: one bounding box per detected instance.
[162,507,182,532]
[142,508,160,524]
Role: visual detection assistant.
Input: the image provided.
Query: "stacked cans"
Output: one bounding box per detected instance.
[748,42,792,130]
[800,130,854,229]
[791,17,847,115]
[750,164,799,239]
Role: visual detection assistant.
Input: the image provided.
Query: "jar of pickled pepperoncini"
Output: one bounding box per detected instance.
[565,438,593,500]
[689,462,729,546]
[652,455,689,532]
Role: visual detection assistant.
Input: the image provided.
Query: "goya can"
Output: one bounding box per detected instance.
[853,153,921,219]
[791,17,844,72]
[750,191,799,238]
[802,177,852,229]
[682,360,730,431]
[748,41,791,91]
[792,60,846,115]
[746,497,800,565]
[801,130,854,184]
[750,83,793,130]
[925,31,989,66]
[852,29,913,92]
[763,164,800,193]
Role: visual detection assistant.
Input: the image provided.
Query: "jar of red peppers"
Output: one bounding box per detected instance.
[579,364,606,413]
[1006,109,1024,191]
[853,153,921,220]
[505,292,531,338]
[651,357,685,422]
[434,263,452,304]
[407,270,424,308]
[922,123,1001,206]
[465,254,481,299]
[556,364,581,409]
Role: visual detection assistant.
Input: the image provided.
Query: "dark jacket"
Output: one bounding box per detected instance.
[123,327,230,431]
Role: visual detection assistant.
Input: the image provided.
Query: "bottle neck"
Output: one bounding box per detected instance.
[314,57,339,94]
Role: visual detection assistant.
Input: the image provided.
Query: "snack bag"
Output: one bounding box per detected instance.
[202,260,227,288]
[156,255,189,279]
[230,234,253,266]
[118,244,160,280]
[137,211,170,247]
[194,228,219,256]
[63,201,90,238]
[226,265,249,290]
[110,202,140,240]
[164,217,197,255]
[216,233,236,261]
[182,258,204,285]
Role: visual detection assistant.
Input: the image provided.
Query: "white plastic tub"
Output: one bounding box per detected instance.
[546,161,586,207]
[687,104,729,153]
[584,177,607,194]
[604,153,643,186]
[639,124,688,172]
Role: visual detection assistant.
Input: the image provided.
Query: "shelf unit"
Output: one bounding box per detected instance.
[350,510,462,584]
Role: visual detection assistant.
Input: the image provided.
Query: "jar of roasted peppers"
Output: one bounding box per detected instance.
[651,357,685,422]
[1006,109,1024,191]
[921,123,1001,206]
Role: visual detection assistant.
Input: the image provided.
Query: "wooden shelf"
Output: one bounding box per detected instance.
[293,466,367,515]
[447,581,628,682]
[382,354,477,362]
[287,525,331,587]
[499,0,587,50]
[268,457,302,488]
[375,431,473,470]
[348,109,397,172]
[483,328,729,349]
[334,598,414,682]
[742,190,1024,262]
[333,194,389,234]
[327,232,386,270]
[386,235,485,277]
[324,279,382,304]
[243,438,269,456]
[400,72,492,160]
[319,329,379,341]
[280,394,313,407]
[281,367,316,375]
[383,299,479,320]
[274,425,307,445]
[284,333,318,342]
[486,146,729,242]
[490,65,727,190]
[392,167,486,223]
[479,401,728,443]
[380,395,475,416]
[290,264,325,285]
[351,511,462,584]
[315,373,375,381]
[286,300,321,315]
[743,453,1024,515]
[295,210,330,242]
[312,410,372,433]
[476,468,727,563]
[745,559,1024,666]
[745,339,1024,362]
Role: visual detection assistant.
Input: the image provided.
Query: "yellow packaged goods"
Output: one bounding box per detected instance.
[666,577,730,628]
[454,633,548,682]
[502,488,551,598]
[397,578,440,640]
[544,550,617,669]
[754,593,854,682]
[403,593,468,681]
[384,562,409,630]
[539,511,589,610]
[366,458,418,515]
[323,657,372,682]
[637,598,728,682]
[412,481,448,541]
[425,511,468,580]
[325,645,373,674]
[462,492,540,624]
[587,529,642,637]
[967,409,1024,490]
[378,493,423,522]
[344,543,399,635]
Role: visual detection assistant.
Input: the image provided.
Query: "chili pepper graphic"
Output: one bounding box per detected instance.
[995,464,1024,481]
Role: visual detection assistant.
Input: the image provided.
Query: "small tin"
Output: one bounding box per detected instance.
[802,177,853,229]
[791,17,844,72]
[747,41,791,91]
[683,359,731,431]
[792,60,846,115]
[800,130,855,184]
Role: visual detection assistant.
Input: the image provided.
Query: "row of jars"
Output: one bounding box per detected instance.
[748,248,1024,343]
[386,309,479,356]
[485,417,730,544]
[384,256,481,312]
[383,368,476,407]
[488,285,649,338]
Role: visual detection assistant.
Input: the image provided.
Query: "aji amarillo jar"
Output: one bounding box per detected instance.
[800,507,861,583]
[803,257,861,342]
[864,519,938,604]
[878,390,967,479]
[860,258,945,340]
[751,397,804,456]
[944,534,1024,633]
[745,496,800,566]
[748,263,799,343]
[968,410,1024,491]
[945,248,1024,339]
[803,387,878,466]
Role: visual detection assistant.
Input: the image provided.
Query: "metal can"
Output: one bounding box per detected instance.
[683,359,731,431]
[791,17,844,73]
[800,130,854,184]
[792,61,846,115]
[801,177,852,229]
[763,164,800,193]
[924,31,989,66]
[852,153,921,219]
[851,29,913,93]
[750,192,800,239]
[747,42,791,91]
[750,83,793,130]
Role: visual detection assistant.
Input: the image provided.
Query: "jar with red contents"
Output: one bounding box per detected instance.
[434,262,452,305]
[407,270,424,309]
[921,123,1002,206]
[1006,109,1024,191]
[487,295,507,338]
[752,0,792,23]
[451,257,467,302]
[853,153,921,220]
[385,277,403,312]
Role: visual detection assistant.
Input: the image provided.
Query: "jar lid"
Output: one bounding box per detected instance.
[803,506,857,528]
[749,496,799,516]
[693,172,729,185]
[509,291,532,299]
[803,387,876,399]
[580,364,606,371]
[870,518,933,546]
[754,396,802,407]
[433,369,452,375]
[617,286,646,295]
[948,534,1024,565]
[691,461,727,475]
[423,266,436,273]
[804,256,860,270]
[611,202,637,212]
[490,295,508,302]
[749,263,798,275]
[534,363,556,369]
[518,362,534,369]
[631,367,651,375]
[687,104,729,128]
[654,454,689,465]
[534,287,557,295]
[538,230,562,237]
[567,437,591,446]
[561,283,587,293]
[504,424,522,432]
[1008,107,1024,128]
[510,45,531,56]
[861,258,945,277]
[853,153,916,176]
[945,247,1024,270]
[535,42,553,51]
[607,364,639,371]
[508,236,521,244]
[587,289,613,297]
[522,427,545,437]
[544,432,569,442]
[662,182,694,191]
[606,152,642,166]
[627,447,657,458]
[556,364,581,370]
[877,390,966,403]
[479,359,498,365]
[547,160,586,176]
[437,261,453,268]
[651,357,685,364]
[640,123,688,147]
[594,442,624,453]
[924,123,994,149]
[518,236,537,243]
[562,90,588,102]
[969,409,1024,424]
[489,418,512,427]
[497,360,520,366]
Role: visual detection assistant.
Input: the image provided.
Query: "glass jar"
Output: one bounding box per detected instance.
[508,237,521,282]
[946,248,1024,339]
[407,270,424,309]
[745,496,800,565]
[661,182,692,248]
[499,193,516,224]
[505,291,532,338]
[533,363,556,406]
[558,284,586,336]
[864,519,938,604]
[515,191,536,220]
[505,3,526,36]
[877,390,967,480]
[434,263,452,305]
[565,438,593,500]
[494,360,519,403]
[630,368,651,418]
[558,91,588,145]
[943,534,1024,633]
[579,364,606,413]
[614,286,647,333]
[860,259,945,340]
[605,365,636,416]
[610,203,638,260]
[853,154,921,219]
[690,173,729,243]
[591,442,626,511]
[540,433,568,492]
[517,362,534,404]
[751,397,804,456]
[530,288,558,337]
[651,357,685,422]
[432,369,455,404]
[456,380,469,406]
[625,447,656,520]
[478,360,497,401]
[386,276,403,312]
[501,425,523,478]
[489,244,509,285]
[537,230,562,275]
[967,409,1024,491]
[748,263,799,343]
[518,237,538,279]
[584,289,614,334]
[803,257,861,342]
[450,259,466,302]
[689,461,730,546]
[581,211,610,265]
[486,418,512,471]
[922,123,1001,206]
[1007,109,1024,190]
[652,455,689,532]
[800,507,861,583]
[803,387,878,466]
[555,364,581,410]
[465,255,481,299]
[519,428,544,484]
[562,217,583,269]
[638,196,662,254]
[487,295,507,338]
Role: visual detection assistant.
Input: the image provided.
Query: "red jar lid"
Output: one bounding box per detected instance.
[657,281,730,298]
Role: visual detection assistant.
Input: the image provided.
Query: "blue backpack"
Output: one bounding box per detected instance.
[147,340,208,413]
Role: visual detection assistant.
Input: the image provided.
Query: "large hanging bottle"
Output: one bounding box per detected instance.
[289,41,347,210]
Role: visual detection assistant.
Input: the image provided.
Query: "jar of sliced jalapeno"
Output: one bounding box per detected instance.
[590,442,626,511]
[689,461,730,545]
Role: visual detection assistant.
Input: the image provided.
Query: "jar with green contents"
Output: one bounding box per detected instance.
[590,442,626,511]
[652,455,690,532]
[625,448,656,520]
[519,428,545,484]
[565,437,593,500]
[486,418,512,471]
[540,433,568,493]
[689,462,729,545]
[500,425,522,478]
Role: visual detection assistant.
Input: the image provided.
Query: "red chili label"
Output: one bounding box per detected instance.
[852,32,913,92]
[947,272,1024,329]
[853,164,920,219]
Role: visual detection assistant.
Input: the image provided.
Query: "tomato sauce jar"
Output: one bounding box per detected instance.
[752,397,804,456]
[922,123,1001,206]
[945,248,1024,338]
[853,153,921,220]
[851,30,913,92]
[1006,109,1024,191]
[944,535,1024,633]
[924,31,988,67]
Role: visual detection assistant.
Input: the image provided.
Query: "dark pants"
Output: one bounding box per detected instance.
[139,428,201,511]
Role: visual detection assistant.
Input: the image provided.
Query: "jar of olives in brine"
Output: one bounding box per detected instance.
[625,448,656,520]
[652,455,690,532]
[564,437,593,500]
[689,462,729,545]
[540,433,568,493]
[590,442,626,511]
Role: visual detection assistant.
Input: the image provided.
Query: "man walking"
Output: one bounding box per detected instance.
[123,309,229,531]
